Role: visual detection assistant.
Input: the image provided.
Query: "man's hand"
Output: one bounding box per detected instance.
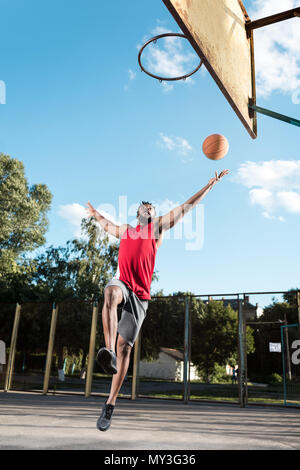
[86,201,97,218]
[155,169,230,234]
[85,201,128,239]
[208,169,229,187]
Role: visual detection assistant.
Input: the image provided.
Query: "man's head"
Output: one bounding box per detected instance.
[136,201,156,225]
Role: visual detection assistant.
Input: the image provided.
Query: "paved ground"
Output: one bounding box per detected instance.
[0,391,300,450]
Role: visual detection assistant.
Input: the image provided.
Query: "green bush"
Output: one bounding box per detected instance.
[209,364,232,384]
[269,373,283,385]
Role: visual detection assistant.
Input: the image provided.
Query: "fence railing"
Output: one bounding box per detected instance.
[1,290,299,407]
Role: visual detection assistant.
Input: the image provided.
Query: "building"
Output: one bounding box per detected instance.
[204,295,263,321]
[139,347,201,382]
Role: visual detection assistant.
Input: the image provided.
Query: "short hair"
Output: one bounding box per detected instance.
[136,201,156,217]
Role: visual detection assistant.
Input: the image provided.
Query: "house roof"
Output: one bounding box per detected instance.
[203,299,258,311]
[160,347,184,361]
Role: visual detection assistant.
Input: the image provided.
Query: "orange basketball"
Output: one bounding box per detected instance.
[202,134,229,160]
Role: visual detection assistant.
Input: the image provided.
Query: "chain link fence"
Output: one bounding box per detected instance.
[1,290,299,407]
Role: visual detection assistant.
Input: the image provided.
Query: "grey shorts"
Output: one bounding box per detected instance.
[104,279,149,347]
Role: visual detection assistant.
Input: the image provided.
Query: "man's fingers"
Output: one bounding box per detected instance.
[85,202,96,217]
[87,202,96,212]
[219,169,229,178]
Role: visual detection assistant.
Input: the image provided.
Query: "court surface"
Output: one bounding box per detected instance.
[0,391,299,450]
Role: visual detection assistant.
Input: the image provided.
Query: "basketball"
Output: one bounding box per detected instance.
[202,134,229,160]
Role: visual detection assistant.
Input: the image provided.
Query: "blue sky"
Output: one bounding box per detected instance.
[1,0,300,307]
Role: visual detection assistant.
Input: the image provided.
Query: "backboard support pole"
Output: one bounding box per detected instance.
[246,7,300,37]
[249,101,300,128]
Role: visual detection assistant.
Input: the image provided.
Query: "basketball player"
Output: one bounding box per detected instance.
[86,169,229,431]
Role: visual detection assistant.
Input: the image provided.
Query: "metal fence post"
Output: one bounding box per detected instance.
[85,301,99,398]
[131,332,141,400]
[280,325,287,405]
[4,303,21,392]
[43,303,59,395]
[238,298,247,407]
[283,312,292,381]
[297,291,300,340]
[183,296,190,404]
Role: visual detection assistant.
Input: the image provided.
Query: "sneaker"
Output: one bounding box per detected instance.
[96,401,115,432]
[96,347,118,375]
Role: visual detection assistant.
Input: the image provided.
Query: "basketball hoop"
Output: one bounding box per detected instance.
[138,33,203,82]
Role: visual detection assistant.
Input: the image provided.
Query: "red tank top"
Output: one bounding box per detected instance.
[117,222,157,300]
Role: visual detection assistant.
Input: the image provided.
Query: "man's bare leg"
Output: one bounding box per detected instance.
[96,334,132,432]
[106,334,132,406]
[102,286,123,352]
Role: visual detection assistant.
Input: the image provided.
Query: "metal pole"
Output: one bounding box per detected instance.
[43,303,59,395]
[4,303,21,392]
[85,302,99,398]
[246,7,300,34]
[131,332,140,400]
[183,296,190,404]
[248,103,300,128]
[297,291,300,340]
[238,299,247,407]
[281,325,287,405]
[284,313,292,382]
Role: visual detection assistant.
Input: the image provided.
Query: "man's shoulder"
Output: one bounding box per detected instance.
[152,217,163,233]
[119,224,130,238]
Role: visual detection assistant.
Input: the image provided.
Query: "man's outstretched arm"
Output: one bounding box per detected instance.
[86,202,128,239]
[156,170,229,232]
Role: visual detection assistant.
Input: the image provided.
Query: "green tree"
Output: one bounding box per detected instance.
[0,153,52,291]
[140,292,186,361]
[68,217,119,300]
[140,294,256,379]
[32,218,119,301]
[247,289,299,378]
[32,245,74,301]
[0,215,120,374]
[191,299,255,382]
[31,218,119,371]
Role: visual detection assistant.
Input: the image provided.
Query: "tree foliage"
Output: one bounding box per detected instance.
[191,299,254,381]
[0,153,52,278]
[247,289,299,378]
[141,294,255,381]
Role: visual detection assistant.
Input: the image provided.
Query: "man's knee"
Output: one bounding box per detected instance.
[117,338,132,358]
[104,286,122,308]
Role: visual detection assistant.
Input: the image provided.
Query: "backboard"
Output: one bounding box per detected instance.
[162,0,257,139]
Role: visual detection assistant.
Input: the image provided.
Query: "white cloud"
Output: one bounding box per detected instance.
[124,69,137,91]
[128,69,136,81]
[58,203,86,238]
[58,203,120,242]
[249,188,274,211]
[235,160,300,219]
[248,0,300,99]
[277,191,300,213]
[158,132,194,162]
[236,160,300,190]
[161,81,174,94]
[262,211,285,222]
